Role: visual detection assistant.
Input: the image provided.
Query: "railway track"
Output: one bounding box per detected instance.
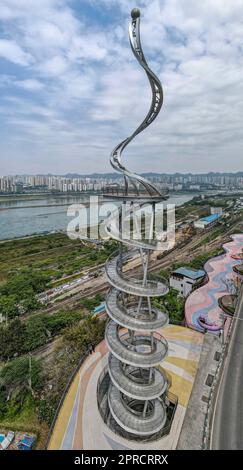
[22,218,242,323]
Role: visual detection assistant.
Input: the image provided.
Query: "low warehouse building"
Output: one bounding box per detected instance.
[170,267,205,297]
[194,213,221,230]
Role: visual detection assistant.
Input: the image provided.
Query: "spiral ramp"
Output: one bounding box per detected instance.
[108,385,167,436]
[106,289,168,331]
[97,9,172,440]
[106,252,169,297]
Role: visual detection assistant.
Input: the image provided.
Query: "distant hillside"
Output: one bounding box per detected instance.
[64,171,243,179]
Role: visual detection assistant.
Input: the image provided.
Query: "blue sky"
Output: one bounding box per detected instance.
[1,0,243,175]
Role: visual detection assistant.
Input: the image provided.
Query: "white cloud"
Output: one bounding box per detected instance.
[38,55,69,76]
[15,78,44,90]
[1,0,243,174]
[0,38,32,65]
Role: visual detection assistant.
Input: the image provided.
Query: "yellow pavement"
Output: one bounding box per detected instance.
[48,370,80,450]
[48,325,203,450]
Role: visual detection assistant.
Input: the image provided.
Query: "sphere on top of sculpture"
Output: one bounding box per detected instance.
[131,8,140,19]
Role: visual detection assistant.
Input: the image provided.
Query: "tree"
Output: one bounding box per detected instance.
[0,319,25,361]
[19,291,40,313]
[153,289,185,323]
[63,315,105,357]
[0,356,43,401]
[38,399,56,425]
[24,317,47,352]
[0,294,19,320]
[0,269,50,300]
[0,388,7,418]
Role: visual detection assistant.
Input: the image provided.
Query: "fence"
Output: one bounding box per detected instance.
[45,350,89,449]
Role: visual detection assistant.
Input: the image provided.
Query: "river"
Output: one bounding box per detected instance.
[0,192,197,240]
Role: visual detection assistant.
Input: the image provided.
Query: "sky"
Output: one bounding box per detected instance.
[0,0,243,175]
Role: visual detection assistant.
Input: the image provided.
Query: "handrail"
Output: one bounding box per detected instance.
[45,351,89,449]
[97,7,172,441]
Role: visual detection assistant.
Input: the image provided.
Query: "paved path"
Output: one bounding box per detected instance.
[48,325,203,450]
[210,287,243,449]
[185,234,243,333]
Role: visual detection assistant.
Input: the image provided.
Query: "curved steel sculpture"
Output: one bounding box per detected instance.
[97,8,170,440]
[110,8,163,197]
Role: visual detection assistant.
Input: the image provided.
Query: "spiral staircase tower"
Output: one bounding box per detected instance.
[97,8,171,441]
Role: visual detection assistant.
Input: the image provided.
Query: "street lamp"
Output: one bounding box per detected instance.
[219,312,225,345]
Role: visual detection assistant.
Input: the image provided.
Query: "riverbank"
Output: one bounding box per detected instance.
[0,191,102,202]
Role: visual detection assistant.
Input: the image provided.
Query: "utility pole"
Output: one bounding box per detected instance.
[219,312,225,345]
[28,353,32,393]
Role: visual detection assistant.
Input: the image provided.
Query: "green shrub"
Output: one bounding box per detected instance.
[153,288,185,323]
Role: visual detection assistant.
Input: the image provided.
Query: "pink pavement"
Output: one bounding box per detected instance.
[185,234,243,334]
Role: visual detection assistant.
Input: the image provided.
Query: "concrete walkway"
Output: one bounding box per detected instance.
[177,333,222,449]
[48,325,203,450]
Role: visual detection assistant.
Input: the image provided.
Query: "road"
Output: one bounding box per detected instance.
[210,286,243,449]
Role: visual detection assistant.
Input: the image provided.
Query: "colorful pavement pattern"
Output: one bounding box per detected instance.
[48,325,203,450]
[185,234,243,333]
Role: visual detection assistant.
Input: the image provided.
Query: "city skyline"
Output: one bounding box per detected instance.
[1,170,243,194]
[1,0,243,174]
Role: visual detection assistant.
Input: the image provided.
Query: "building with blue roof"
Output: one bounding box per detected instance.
[194,213,221,230]
[170,266,205,297]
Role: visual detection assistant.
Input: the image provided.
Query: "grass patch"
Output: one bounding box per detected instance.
[172,247,224,271]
